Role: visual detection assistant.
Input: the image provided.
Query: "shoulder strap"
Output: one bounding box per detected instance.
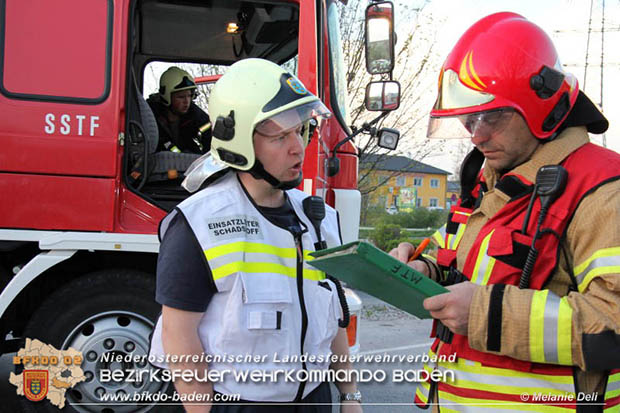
[459,148,485,208]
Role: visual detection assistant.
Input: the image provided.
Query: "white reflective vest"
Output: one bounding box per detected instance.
[150,172,343,401]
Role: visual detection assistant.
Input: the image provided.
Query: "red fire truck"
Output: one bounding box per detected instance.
[0,0,399,411]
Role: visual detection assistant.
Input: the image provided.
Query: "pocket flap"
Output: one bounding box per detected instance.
[487,227,513,256]
[240,273,292,304]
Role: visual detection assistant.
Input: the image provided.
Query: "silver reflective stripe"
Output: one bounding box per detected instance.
[449,224,464,249]
[606,373,620,393]
[543,292,562,364]
[471,231,494,285]
[575,255,620,286]
[416,380,430,402]
[438,225,447,238]
[474,253,492,285]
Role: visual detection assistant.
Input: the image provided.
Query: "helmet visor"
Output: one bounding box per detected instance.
[427,107,515,139]
[434,69,495,110]
[255,100,331,137]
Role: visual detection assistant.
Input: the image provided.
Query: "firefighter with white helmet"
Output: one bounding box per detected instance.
[392,12,620,411]
[147,66,211,154]
[150,59,362,413]
[207,59,329,189]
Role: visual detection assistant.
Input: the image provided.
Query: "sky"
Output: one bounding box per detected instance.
[401,0,620,173]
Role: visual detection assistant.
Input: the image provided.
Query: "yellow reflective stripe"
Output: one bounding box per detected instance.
[530,291,573,365]
[557,298,573,365]
[433,226,446,248]
[211,261,291,280]
[303,250,317,261]
[436,358,573,385]
[210,260,324,281]
[205,242,324,281]
[416,380,430,404]
[303,268,324,281]
[440,372,573,399]
[574,247,620,292]
[607,388,620,399]
[303,250,325,280]
[205,241,296,261]
[471,230,494,284]
[605,372,620,399]
[530,290,548,363]
[446,233,455,250]
[437,390,573,412]
[480,257,496,286]
[451,223,467,249]
[424,348,574,410]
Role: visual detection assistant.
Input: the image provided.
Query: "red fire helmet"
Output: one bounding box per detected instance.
[428,12,579,140]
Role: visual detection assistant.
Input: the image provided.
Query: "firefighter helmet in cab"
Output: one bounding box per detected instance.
[427,12,579,140]
[159,67,197,106]
[208,58,330,188]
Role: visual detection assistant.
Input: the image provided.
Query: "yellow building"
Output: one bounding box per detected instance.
[360,154,451,211]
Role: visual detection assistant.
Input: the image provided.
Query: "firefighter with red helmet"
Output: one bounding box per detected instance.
[392,12,620,411]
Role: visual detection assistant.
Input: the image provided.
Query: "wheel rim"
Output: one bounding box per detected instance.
[61,311,166,413]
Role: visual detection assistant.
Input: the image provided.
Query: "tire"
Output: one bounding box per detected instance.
[20,270,182,413]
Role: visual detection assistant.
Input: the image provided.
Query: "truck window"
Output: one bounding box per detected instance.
[1,0,111,102]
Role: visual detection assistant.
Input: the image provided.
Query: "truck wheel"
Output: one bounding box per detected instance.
[21,270,182,413]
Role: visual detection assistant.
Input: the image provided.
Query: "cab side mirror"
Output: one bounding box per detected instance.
[365,80,400,111]
[365,1,395,75]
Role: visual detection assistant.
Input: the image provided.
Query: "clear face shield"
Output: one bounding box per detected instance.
[426,68,518,139]
[254,100,331,145]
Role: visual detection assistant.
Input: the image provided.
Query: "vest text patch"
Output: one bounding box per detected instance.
[206,215,263,240]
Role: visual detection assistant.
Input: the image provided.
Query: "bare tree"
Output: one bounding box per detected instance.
[337,0,447,199]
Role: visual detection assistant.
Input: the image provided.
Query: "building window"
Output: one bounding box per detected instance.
[413,177,423,187]
[416,197,422,207]
[430,198,439,207]
[430,178,439,188]
[396,176,406,186]
[377,175,390,185]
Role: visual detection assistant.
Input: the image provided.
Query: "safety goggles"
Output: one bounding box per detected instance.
[254,100,331,138]
[427,107,515,139]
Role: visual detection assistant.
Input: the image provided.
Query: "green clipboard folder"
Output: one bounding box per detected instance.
[308,241,448,319]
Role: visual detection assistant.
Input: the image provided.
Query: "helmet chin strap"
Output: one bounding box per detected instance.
[249,160,302,191]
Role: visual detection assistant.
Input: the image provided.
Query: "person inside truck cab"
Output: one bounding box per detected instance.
[149,59,362,413]
[147,66,211,154]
